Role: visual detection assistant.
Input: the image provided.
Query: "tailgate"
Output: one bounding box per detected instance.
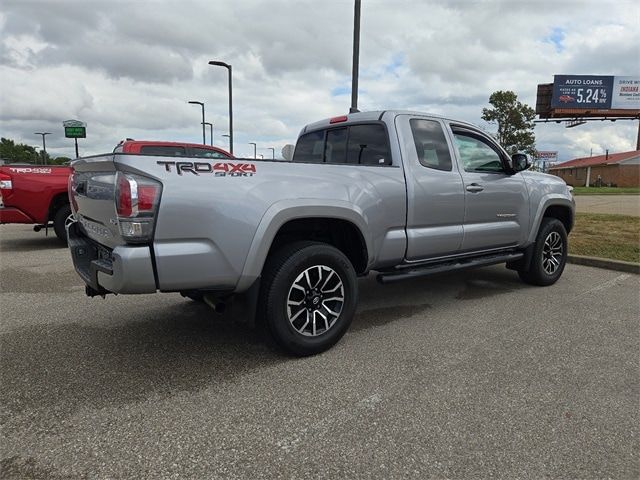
[70,155,124,248]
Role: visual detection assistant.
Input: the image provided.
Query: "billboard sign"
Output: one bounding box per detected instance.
[551,75,640,110]
[535,151,558,163]
[611,76,640,109]
[551,75,613,109]
[63,119,86,138]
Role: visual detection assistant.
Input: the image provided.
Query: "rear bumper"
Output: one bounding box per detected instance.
[67,222,157,294]
[0,207,34,224]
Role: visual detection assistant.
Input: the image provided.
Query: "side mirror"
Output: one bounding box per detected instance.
[281,144,295,161]
[511,153,530,172]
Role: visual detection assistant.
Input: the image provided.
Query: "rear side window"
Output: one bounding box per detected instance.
[347,124,391,166]
[139,145,186,156]
[293,131,324,163]
[409,119,452,171]
[191,148,230,159]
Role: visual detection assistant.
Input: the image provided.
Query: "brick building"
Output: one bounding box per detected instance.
[548,150,640,187]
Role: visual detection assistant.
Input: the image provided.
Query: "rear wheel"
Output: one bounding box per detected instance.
[518,218,568,286]
[53,204,73,243]
[260,241,358,356]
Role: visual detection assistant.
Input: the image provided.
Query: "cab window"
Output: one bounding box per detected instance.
[293,130,324,163]
[293,123,391,166]
[452,131,505,173]
[325,128,348,164]
[346,124,391,166]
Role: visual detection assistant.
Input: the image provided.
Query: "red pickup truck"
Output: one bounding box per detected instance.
[0,140,232,241]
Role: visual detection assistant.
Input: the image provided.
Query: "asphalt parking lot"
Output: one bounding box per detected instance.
[1,224,638,479]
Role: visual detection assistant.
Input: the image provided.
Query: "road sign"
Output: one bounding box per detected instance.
[63,120,86,138]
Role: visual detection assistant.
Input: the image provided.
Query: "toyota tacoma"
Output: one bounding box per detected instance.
[67,111,575,355]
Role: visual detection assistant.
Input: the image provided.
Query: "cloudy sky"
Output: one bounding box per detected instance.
[1,0,638,161]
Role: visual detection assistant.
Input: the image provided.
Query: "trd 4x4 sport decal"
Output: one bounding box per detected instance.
[157,161,256,176]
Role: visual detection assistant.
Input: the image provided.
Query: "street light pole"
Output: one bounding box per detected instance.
[202,122,214,146]
[222,134,230,151]
[188,101,206,145]
[350,0,361,113]
[267,147,275,160]
[209,61,233,155]
[34,132,51,165]
[248,142,257,159]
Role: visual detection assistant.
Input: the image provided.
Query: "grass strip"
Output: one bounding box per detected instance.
[569,213,640,263]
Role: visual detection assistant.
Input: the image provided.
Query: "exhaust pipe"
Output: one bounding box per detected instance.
[203,295,227,313]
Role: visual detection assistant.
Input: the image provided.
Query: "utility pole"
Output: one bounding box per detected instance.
[350,0,362,114]
[202,122,214,146]
[34,132,51,165]
[209,61,233,155]
[188,101,206,145]
[248,142,257,159]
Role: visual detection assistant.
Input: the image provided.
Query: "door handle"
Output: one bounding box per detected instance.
[466,183,484,193]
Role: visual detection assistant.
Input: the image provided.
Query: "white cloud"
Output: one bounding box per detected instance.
[0,0,638,160]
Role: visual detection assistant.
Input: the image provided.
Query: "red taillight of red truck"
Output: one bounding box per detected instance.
[0,172,13,192]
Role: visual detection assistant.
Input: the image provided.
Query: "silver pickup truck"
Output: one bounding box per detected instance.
[68,110,575,355]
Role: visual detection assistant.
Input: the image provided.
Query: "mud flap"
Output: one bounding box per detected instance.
[506,244,534,272]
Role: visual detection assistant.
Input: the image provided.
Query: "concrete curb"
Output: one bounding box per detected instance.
[567,254,640,274]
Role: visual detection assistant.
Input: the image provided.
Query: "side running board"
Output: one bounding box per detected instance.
[376,252,524,284]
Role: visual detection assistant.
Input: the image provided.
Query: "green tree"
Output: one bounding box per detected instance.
[481,91,536,156]
[0,137,49,164]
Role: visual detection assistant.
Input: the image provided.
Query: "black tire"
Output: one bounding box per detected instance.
[518,218,568,286]
[260,241,358,356]
[53,203,72,243]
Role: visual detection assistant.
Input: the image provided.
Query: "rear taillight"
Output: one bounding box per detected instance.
[116,173,133,217]
[0,172,12,191]
[114,171,162,243]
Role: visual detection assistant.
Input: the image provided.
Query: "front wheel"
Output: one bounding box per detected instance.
[260,241,358,356]
[518,218,568,286]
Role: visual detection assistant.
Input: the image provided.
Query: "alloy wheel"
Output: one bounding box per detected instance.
[542,231,563,275]
[286,265,344,337]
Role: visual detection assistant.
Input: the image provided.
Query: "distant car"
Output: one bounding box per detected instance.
[114,140,233,159]
[559,95,575,103]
